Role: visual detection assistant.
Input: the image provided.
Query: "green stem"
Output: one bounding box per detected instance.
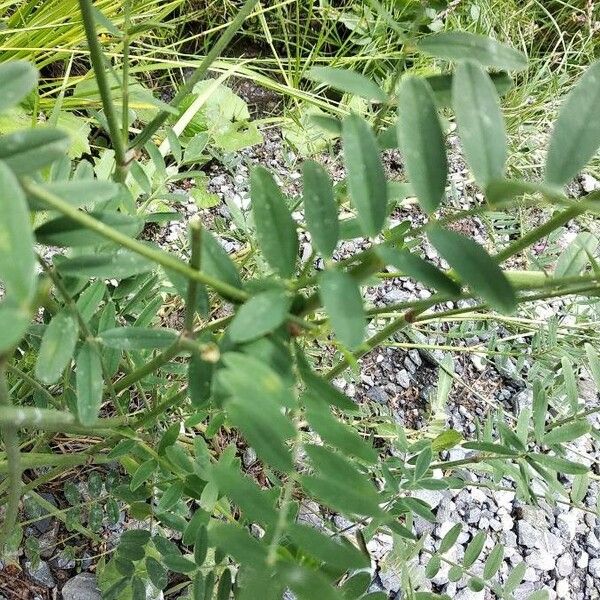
[0,361,22,551]
[23,179,248,303]
[185,220,203,333]
[121,0,131,145]
[77,0,129,181]
[131,0,260,150]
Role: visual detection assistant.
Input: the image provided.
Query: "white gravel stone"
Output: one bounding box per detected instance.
[525,550,555,571]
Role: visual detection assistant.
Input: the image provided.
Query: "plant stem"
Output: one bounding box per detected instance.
[185,220,203,333]
[131,0,260,149]
[23,179,248,303]
[77,0,129,181]
[0,361,22,551]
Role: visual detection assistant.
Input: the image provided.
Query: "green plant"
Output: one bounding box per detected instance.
[2,3,600,599]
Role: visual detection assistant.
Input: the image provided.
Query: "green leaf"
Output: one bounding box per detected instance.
[0,61,37,112]
[194,525,208,566]
[200,230,243,291]
[463,531,486,568]
[453,61,507,186]
[288,523,369,570]
[188,353,214,409]
[210,461,277,527]
[448,564,463,582]
[397,77,447,213]
[163,554,197,574]
[414,446,432,480]
[35,212,142,247]
[35,311,79,384]
[532,383,548,444]
[0,128,70,174]
[26,180,119,211]
[99,327,178,350]
[76,341,103,426]
[376,246,460,296]
[158,482,183,512]
[130,459,157,491]
[427,225,516,313]
[485,178,566,205]
[0,307,31,353]
[0,161,36,304]
[585,343,600,389]
[467,578,485,593]
[528,453,588,474]
[250,166,298,278]
[302,445,381,516]
[545,61,600,187]
[229,289,291,343]
[503,561,526,594]
[216,568,232,600]
[426,71,513,107]
[278,563,344,600]
[483,543,504,579]
[561,356,578,413]
[543,420,591,446]
[342,113,388,236]
[303,394,377,463]
[208,522,268,565]
[439,523,461,553]
[555,232,599,277]
[425,555,441,579]
[77,281,107,323]
[57,249,154,279]
[319,267,365,349]
[302,160,339,258]
[417,32,528,71]
[308,67,386,102]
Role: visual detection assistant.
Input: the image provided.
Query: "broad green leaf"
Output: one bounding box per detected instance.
[188,353,214,409]
[425,555,441,579]
[498,422,526,451]
[545,61,600,187]
[76,281,106,323]
[308,67,386,102]
[463,531,486,568]
[0,307,31,353]
[528,453,588,475]
[427,225,516,313]
[417,32,527,71]
[303,394,377,463]
[585,343,600,389]
[0,61,37,112]
[503,561,526,594]
[229,289,290,343]
[288,523,369,570]
[302,444,381,516]
[485,178,566,205]
[163,554,197,574]
[250,166,298,278]
[468,578,485,593]
[216,568,232,600]
[302,160,339,258]
[26,180,119,211]
[342,113,388,236]
[183,509,209,546]
[208,522,268,565]
[571,473,590,504]
[57,249,154,279]
[0,129,70,174]
[277,563,344,600]
[555,232,599,277]
[397,77,447,213]
[414,446,432,480]
[130,459,157,491]
[483,544,504,579]
[0,161,36,303]
[396,497,436,522]
[200,230,243,291]
[439,523,461,553]
[319,267,365,349]
[35,212,142,247]
[35,311,79,384]
[543,420,591,446]
[426,71,513,107]
[76,341,103,426]
[194,525,208,566]
[448,565,463,582]
[210,461,277,527]
[99,327,178,350]
[377,246,460,296]
[453,61,507,186]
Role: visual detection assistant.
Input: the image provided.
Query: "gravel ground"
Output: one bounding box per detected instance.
[3,82,600,599]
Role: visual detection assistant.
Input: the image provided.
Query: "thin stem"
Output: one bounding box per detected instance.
[24,179,248,303]
[121,0,131,145]
[0,361,22,551]
[131,0,260,150]
[185,221,203,334]
[77,0,128,181]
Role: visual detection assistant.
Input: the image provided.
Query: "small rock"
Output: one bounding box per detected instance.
[577,551,589,569]
[525,550,555,571]
[556,553,574,577]
[588,558,600,579]
[517,520,543,549]
[366,386,388,404]
[25,560,55,588]
[556,579,570,599]
[62,573,102,600]
[414,489,445,511]
[396,369,411,389]
[557,511,579,541]
[581,174,600,193]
